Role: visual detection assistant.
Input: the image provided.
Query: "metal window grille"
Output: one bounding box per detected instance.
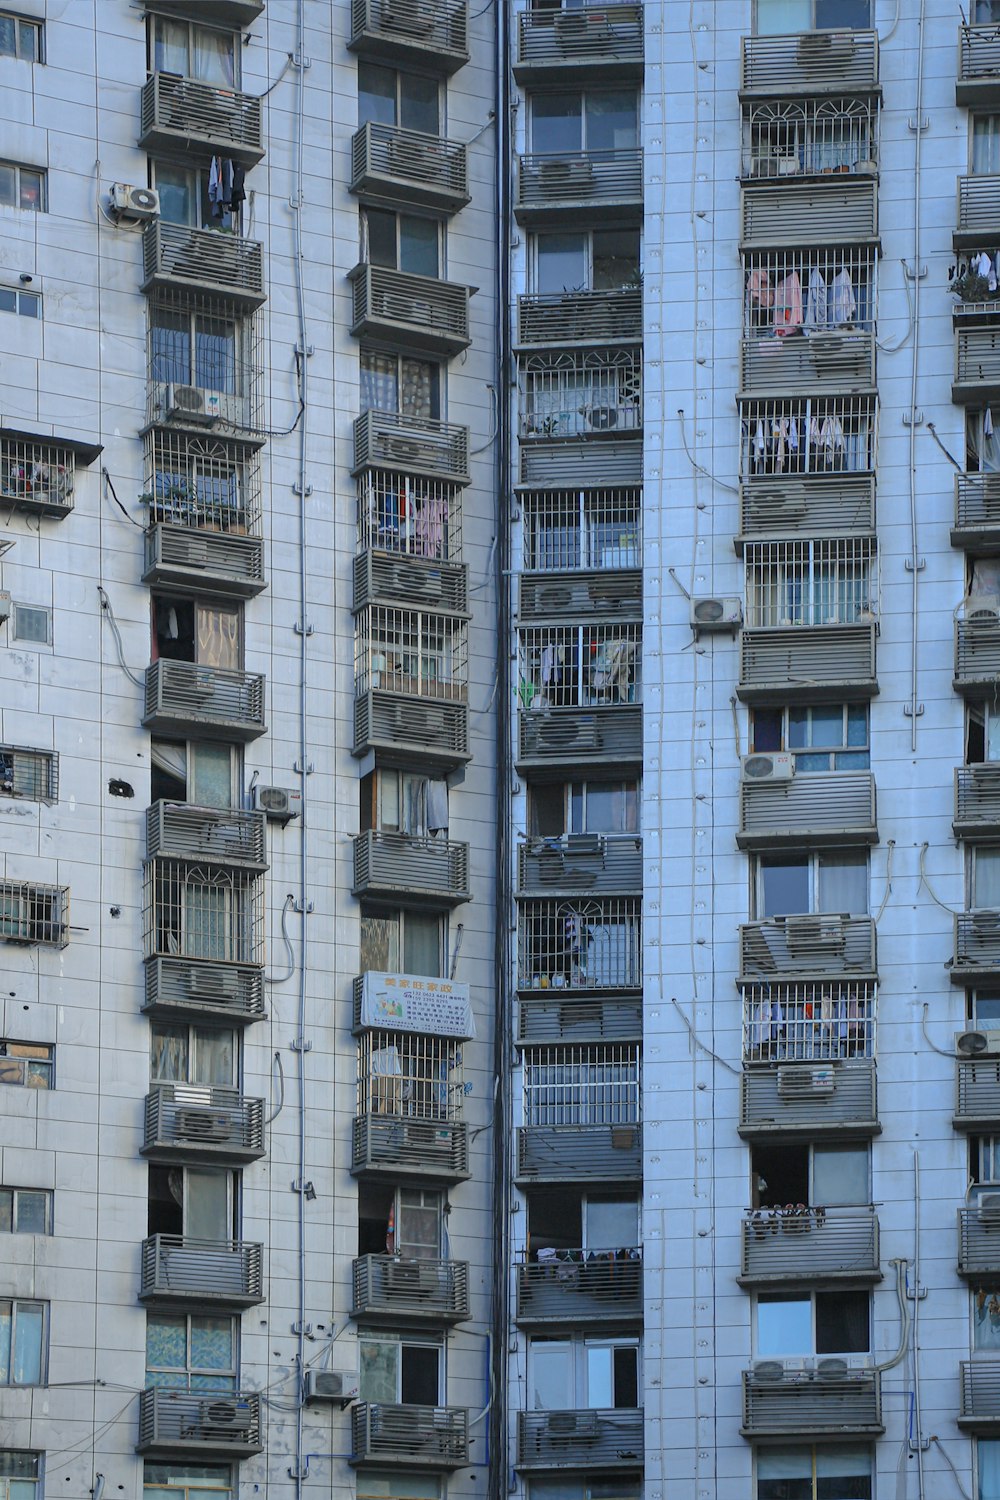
[143,430,261,536]
[741,982,876,1063]
[521,489,642,571]
[357,1030,465,1121]
[743,96,879,180]
[744,538,877,628]
[741,396,877,480]
[0,883,68,948]
[518,624,641,707]
[742,248,877,334]
[142,860,265,966]
[0,747,57,802]
[0,437,74,509]
[522,1043,640,1126]
[357,471,463,561]
[518,348,642,440]
[354,605,468,699]
[146,289,263,434]
[517,898,642,990]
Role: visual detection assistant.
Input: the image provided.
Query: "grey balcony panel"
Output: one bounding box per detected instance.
[955,474,1000,552]
[516,1249,642,1325]
[137,1389,263,1457]
[515,4,643,82]
[353,410,470,485]
[143,957,265,1024]
[141,1084,265,1164]
[351,1403,469,1467]
[143,0,265,26]
[739,916,877,983]
[741,1368,883,1437]
[142,222,264,306]
[351,122,469,213]
[956,765,1000,838]
[956,618,1000,694]
[953,911,1000,983]
[352,829,470,906]
[516,1409,644,1470]
[517,706,642,773]
[515,150,643,224]
[741,181,878,250]
[139,75,264,165]
[739,1059,879,1139]
[348,0,469,73]
[957,1056,1000,1127]
[517,835,642,896]
[959,26,1000,105]
[739,333,876,398]
[518,438,642,488]
[143,660,266,742]
[516,1123,642,1183]
[139,1235,263,1308]
[740,1206,880,1285]
[738,771,877,851]
[517,993,644,1044]
[143,524,265,599]
[518,569,642,623]
[740,28,879,95]
[517,289,642,347]
[354,690,470,769]
[146,803,267,870]
[352,1255,470,1324]
[959,1208,1000,1280]
[738,625,878,703]
[350,264,472,356]
[958,176,1000,245]
[956,326,1000,402]
[960,1361,1000,1430]
[352,1114,470,1181]
[353,551,468,615]
[739,475,875,546]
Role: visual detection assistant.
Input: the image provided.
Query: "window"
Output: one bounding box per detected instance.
[972,847,1000,910]
[523,1044,640,1127]
[0,163,44,212]
[150,1025,237,1089]
[143,1463,233,1500]
[522,489,641,572]
[980,1440,1000,1500]
[357,472,460,560]
[357,1032,465,1121]
[518,898,642,990]
[755,851,868,919]
[971,992,1000,1028]
[359,1334,442,1404]
[530,91,638,154]
[152,162,236,233]
[152,596,243,670]
[360,905,445,977]
[147,862,261,965]
[967,409,1000,477]
[360,348,440,421]
[151,305,240,396]
[529,781,639,837]
[145,1314,236,1391]
[974,1288,1000,1353]
[359,63,439,134]
[0,1189,51,1235]
[968,704,1000,766]
[357,1476,441,1500]
[743,981,876,1063]
[145,432,257,534]
[526,1186,639,1253]
[755,1445,872,1500]
[0,287,39,318]
[360,769,449,838]
[751,1141,870,1208]
[149,15,237,87]
[0,14,41,60]
[520,350,641,439]
[0,1043,53,1089]
[743,105,877,182]
[362,208,439,278]
[528,1335,639,1410]
[519,624,641,708]
[358,1184,444,1258]
[149,1165,235,1242]
[755,1290,870,1356]
[743,397,876,479]
[751,705,869,770]
[151,740,239,811]
[975,117,1000,178]
[11,605,51,645]
[0,747,57,802]
[0,1301,46,1385]
[528,1480,641,1500]
[755,0,871,33]
[533,229,640,294]
[744,539,874,628]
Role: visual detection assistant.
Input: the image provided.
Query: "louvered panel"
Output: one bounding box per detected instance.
[960,1361,1000,1429]
[959,1207,1000,1278]
[516,1123,642,1181]
[517,994,644,1043]
[955,473,1000,549]
[516,289,642,347]
[957,175,1000,244]
[518,439,642,487]
[739,1059,878,1139]
[741,1205,880,1282]
[955,765,1000,838]
[350,121,469,213]
[742,1370,883,1436]
[739,916,877,983]
[955,326,1000,401]
[739,624,878,702]
[348,0,469,74]
[516,1409,644,1469]
[740,476,875,544]
[738,771,877,849]
[350,264,472,357]
[142,223,265,307]
[741,181,878,249]
[352,1255,470,1323]
[956,618,1000,692]
[353,551,469,614]
[959,27,1000,106]
[142,661,266,742]
[740,29,879,95]
[518,569,642,622]
[952,911,1000,984]
[516,1250,642,1324]
[517,835,643,896]
[351,1114,470,1180]
[139,74,264,165]
[352,829,470,905]
[146,802,267,869]
[517,705,643,770]
[353,410,470,485]
[351,1403,469,1466]
[956,1056,1000,1127]
[353,689,470,769]
[515,150,643,222]
[739,332,876,397]
[515,3,643,81]
[143,524,265,598]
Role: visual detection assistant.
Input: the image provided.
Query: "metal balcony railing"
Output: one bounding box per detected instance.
[515,3,643,81]
[351,1403,469,1467]
[146,802,267,870]
[353,689,470,769]
[955,473,1000,549]
[516,150,643,223]
[516,1409,644,1469]
[517,898,641,991]
[353,410,470,485]
[350,264,471,356]
[953,911,1000,983]
[960,1360,1000,1429]
[0,881,70,948]
[739,916,877,983]
[139,74,264,165]
[349,0,469,74]
[516,1248,642,1324]
[518,705,642,770]
[517,836,642,897]
[956,326,1000,402]
[143,428,262,536]
[142,1084,265,1163]
[739,1059,879,1139]
[516,1123,642,1182]
[740,1206,880,1285]
[353,548,468,615]
[519,569,642,622]
[741,981,876,1064]
[143,660,266,741]
[357,470,462,561]
[143,524,265,599]
[518,437,642,489]
[959,26,1000,106]
[517,289,642,348]
[740,28,879,95]
[352,830,470,906]
[354,604,468,701]
[740,475,876,543]
[956,614,1000,693]
[741,180,878,250]
[351,121,469,213]
[956,765,1000,838]
[958,177,1000,245]
[743,98,878,184]
[739,624,878,702]
[738,771,877,850]
[139,1235,263,1307]
[150,0,265,25]
[142,222,264,306]
[517,993,644,1045]
[352,1114,470,1180]
[0,434,79,517]
[959,1207,1000,1279]
[143,957,265,1025]
[143,860,265,968]
[352,1255,469,1324]
[739,333,876,398]
[956,1056,1000,1128]
[137,1389,263,1457]
[741,1367,882,1437]
[520,489,641,572]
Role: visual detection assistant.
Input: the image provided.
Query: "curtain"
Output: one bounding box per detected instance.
[193,29,236,88]
[974,118,1000,177]
[974,1292,1000,1352]
[151,1028,188,1082]
[194,316,236,394]
[196,605,240,669]
[151,312,191,386]
[817,855,867,915]
[977,850,1000,909]
[361,352,398,412]
[185,883,231,961]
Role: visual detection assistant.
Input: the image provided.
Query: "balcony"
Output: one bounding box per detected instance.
[352,122,469,214]
[1,429,101,519]
[740,29,879,96]
[953,911,1000,984]
[352,830,470,907]
[957,326,1000,403]
[139,1235,263,1309]
[516,1123,642,1183]
[739,332,876,398]
[738,624,878,704]
[738,771,877,851]
[956,764,1000,839]
[137,1389,262,1458]
[517,993,643,1045]
[741,1366,883,1438]
[960,1361,1000,1431]
[516,289,642,348]
[143,957,265,1025]
[739,1059,879,1139]
[518,437,642,489]
[144,1,265,25]
[741,180,878,250]
[959,1206,1000,1281]
[352,1255,469,1325]
[517,898,641,992]
[959,26,1000,106]
[518,569,642,623]
[739,916,877,983]
[141,1084,265,1165]
[350,265,472,357]
[740,1206,880,1286]
[517,706,642,774]
[957,176,1000,247]
[517,836,642,897]
[954,474,1000,552]
[146,802,267,871]
[354,549,468,616]
[515,150,643,227]
[143,524,265,600]
[956,1055,1000,1128]
[739,475,875,547]
[142,222,264,307]
[516,1249,642,1326]
[354,690,469,771]
[514,3,643,83]
[516,1409,644,1470]
[0,881,70,948]
[956,613,1000,696]
[352,1114,469,1181]
[143,660,266,742]
[139,74,264,166]
[348,0,469,74]
[353,410,470,485]
[351,1403,469,1468]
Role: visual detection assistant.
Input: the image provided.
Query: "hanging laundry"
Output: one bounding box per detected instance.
[425,779,449,834]
[773,271,803,336]
[747,267,774,309]
[987,408,995,440]
[830,267,857,325]
[208,155,222,209]
[230,163,246,211]
[803,266,828,329]
[754,420,766,461]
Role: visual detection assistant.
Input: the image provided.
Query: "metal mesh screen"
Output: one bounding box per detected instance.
[743,537,877,627]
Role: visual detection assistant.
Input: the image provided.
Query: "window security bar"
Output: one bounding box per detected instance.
[520,489,642,573]
[143,430,261,536]
[356,1030,466,1121]
[146,288,263,434]
[518,349,642,441]
[522,1042,641,1126]
[357,471,463,561]
[0,437,74,512]
[142,859,265,966]
[743,96,879,181]
[0,882,69,947]
[743,537,877,629]
[517,897,642,990]
[354,605,468,699]
[518,623,641,708]
[0,746,57,802]
[742,248,877,336]
[741,396,877,480]
[741,982,876,1064]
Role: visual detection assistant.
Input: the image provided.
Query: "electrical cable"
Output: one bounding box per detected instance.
[255,52,294,98]
[264,893,296,983]
[918,841,958,915]
[873,839,895,924]
[875,257,914,353]
[927,421,963,472]
[920,1003,956,1060]
[470,384,498,454]
[265,1050,285,1123]
[874,1258,912,1372]
[929,1436,974,1500]
[95,586,144,688]
[670,996,740,1076]
[676,408,740,495]
[101,466,144,529]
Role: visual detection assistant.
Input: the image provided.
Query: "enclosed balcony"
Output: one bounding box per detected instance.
[143,861,265,969]
[518,993,644,1045]
[518,705,641,772]
[139,74,264,166]
[739,916,877,984]
[741,96,878,185]
[959,26,1000,107]
[742,981,876,1065]
[739,624,878,703]
[352,830,470,906]
[352,1115,470,1181]
[353,549,468,616]
[143,660,266,742]
[357,469,463,562]
[517,899,641,992]
[741,180,877,250]
[958,177,1000,247]
[141,1084,265,1165]
[516,1248,642,1326]
[955,327,1000,404]
[1,430,101,519]
[517,348,642,484]
[956,765,1000,839]
[739,475,876,546]
[738,771,877,851]
[348,0,469,74]
[956,611,1000,695]
[145,0,265,25]
[953,911,1000,984]
[354,690,469,770]
[351,1403,469,1468]
[143,525,265,600]
[351,1255,469,1325]
[517,1123,642,1183]
[137,1389,263,1458]
[351,122,469,214]
[954,474,1000,553]
[514,3,643,83]
[143,957,265,1026]
[350,265,472,357]
[959,1206,1000,1281]
[515,150,643,227]
[519,569,642,624]
[353,1029,468,1181]
[146,802,267,871]
[740,29,879,97]
[956,1055,1000,1128]
[741,1366,882,1438]
[739,333,876,399]
[142,223,265,308]
[516,1409,644,1470]
[739,1058,879,1139]
[517,836,642,897]
[516,289,642,348]
[960,1361,1000,1431]
[740,1205,880,1286]
[517,624,641,769]
[353,410,470,485]
[354,606,468,740]
[139,1235,263,1309]
[0,881,70,949]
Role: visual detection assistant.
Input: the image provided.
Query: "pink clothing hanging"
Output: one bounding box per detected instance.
[773,271,803,337]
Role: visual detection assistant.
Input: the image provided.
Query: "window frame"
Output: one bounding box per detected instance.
[0,1450,42,1500]
[0,1188,52,1235]
[531,228,641,295]
[0,1300,47,1387]
[527,1333,641,1410]
[753,850,870,919]
[360,346,442,422]
[11,604,51,647]
[753,0,872,34]
[359,903,447,978]
[147,14,240,88]
[0,1042,54,1090]
[528,88,639,155]
[0,745,57,803]
[150,305,243,398]
[753,1443,873,1500]
[750,704,870,770]
[150,1022,239,1090]
[363,206,441,279]
[0,162,45,213]
[0,13,42,61]
[150,160,238,234]
[753,1288,872,1358]
[0,286,40,318]
[358,1331,444,1404]
[142,1462,233,1500]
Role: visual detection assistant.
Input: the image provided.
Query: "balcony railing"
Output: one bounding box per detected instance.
[352,1114,469,1180]
[146,802,267,870]
[143,524,265,599]
[955,473,1000,550]
[517,289,642,348]
[739,624,878,703]
[0,433,86,518]
[956,614,1000,694]
[142,1084,265,1164]
[741,1367,882,1437]
[354,549,468,616]
[518,993,644,1045]
[958,176,1000,245]
[738,771,877,850]
[149,0,265,25]
[740,1206,880,1285]
[740,29,879,95]
[139,74,264,165]
[353,689,470,769]
[349,0,469,74]
[142,222,264,306]
[741,180,878,250]
[740,475,875,544]
[516,1248,642,1325]
[516,1123,642,1182]
[0,881,69,948]
[959,26,1000,106]
[739,333,876,398]
[350,264,472,356]
[351,122,469,213]
[957,1055,1000,1127]
[351,1403,469,1467]
[139,1235,263,1308]
[143,957,265,1025]
[742,981,876,1064]
[739,1059,879,1139]
[959,1206,1000,1280]
[137,1389,263,1457]
[353,410,470,485]
[517,836,642,897]
[516,1409,644,1470]
[516,150,643,225]
[519,569,642,623]
[515,3,643,81]
[739,916,877,983]
[143,660,266,742]
[517,897,641,991]
[960,1361,1000,1430]
[352,1255,469,1324]
[956,764,1000,838]
[518,437,642,489]
[352,830,470,906]
[955,326,1000,403]
[953,911,1000,983]
[518,705,643,771]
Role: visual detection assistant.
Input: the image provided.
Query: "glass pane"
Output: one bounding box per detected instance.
[399,73,439,134]
[755,1295,812,1356]
[760,858,810,917]
[361,911,399,972]
[147,1315,187,1371]
[532,94,583,154]
[18,21,39,62]
[979,1438,1000,1500]
[153,17,189,75]
[977,994,1000,1025]
[530,1343,571,1409]
[13,1304,43,1383]
[974,118,1000,177]
[185,884,230,961]
[190,743,233,809]
[0,1191,11,1231]
[847,706,868,747]
[15,1192,48,1234]
[592,229,640,289]
[156,164,197,227]
[192,28,235,88]
[192,1028,234,1087]
[815,0,871,25]
[191,1315,233,1372]
[367,208,398,269]
[586,92,637,152]
[755,0,811,33]
[18,171,41,211]
[152,311,191,386]
[586,1345,613,1407]
[403,913,441,977]
[0,165,14,208]
[360,1339,400,1403]
[0,17,14,55]
[0,1304,10,1382]
[151,1026,188,1082]
[399,217,438,278]
[817,852,868,914]
[978,849,1000,908]
[194,317,235,393]
[186,1170,231,1242]
[813,1145,868,1206]
[816,1289,869,1353]
[585,1197,638,1249]
[536,234,587,294]
[359,63,397,126]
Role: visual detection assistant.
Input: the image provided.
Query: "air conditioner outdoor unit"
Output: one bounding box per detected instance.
[816,1358,849,1381]
[751,1360,785,1382]
[537,718,599,752]
[253,785,302,821]
[979,1192,1000,1222]
[742,752,794,783]
[111,182,161,222]
[176,1108,232,1143]
[690,596,743,633]
[199,1398,251,1435]
[777,1065,836,1097]
[304,1368,359,1405]
[393,703,431,737]
[956,1029,1000,1056]
[390,561,442,600]
[165,385,218,425]
[187,966,239,1000]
